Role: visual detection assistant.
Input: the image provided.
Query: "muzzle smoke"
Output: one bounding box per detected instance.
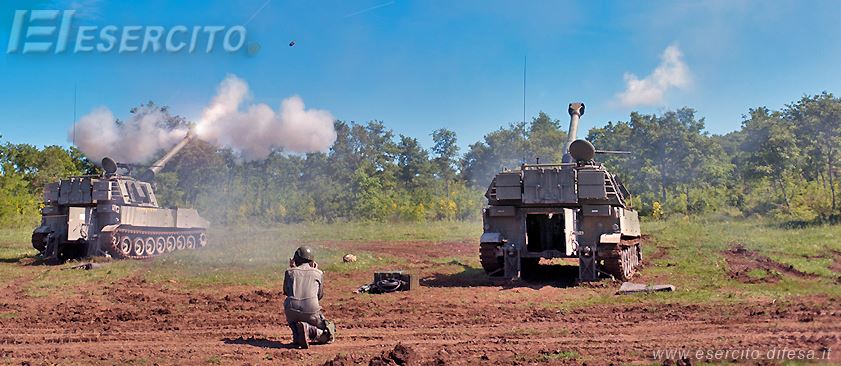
[70,74,337,163]
[194,75,337,159]
[72,106,188,163]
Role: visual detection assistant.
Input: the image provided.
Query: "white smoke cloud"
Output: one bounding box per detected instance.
[617,44,691,107]
[71,106,188,164]
[194,75,337,159]
[71,74,337,164]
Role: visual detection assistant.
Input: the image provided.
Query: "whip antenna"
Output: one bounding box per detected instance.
[522,54,527,163]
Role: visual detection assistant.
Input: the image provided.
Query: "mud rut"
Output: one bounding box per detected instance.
[1,240,840,365]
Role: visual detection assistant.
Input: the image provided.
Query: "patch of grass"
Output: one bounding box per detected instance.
[429,256,476,266]
[293,221,482,242]
[539,350,578,361]
[198,221,480,243]
[0,222,474,294]
[514,350,579,363]
[25,261,141,297]
[535,214,841,310]
[206,355,221,365]
[143,224,412,289]
[0,227,36,262]
[0,264,27,283]
[0,311,17,319]
[3,216,840,305]
[746,268,772,280]
[643,215,841,303]
[0,227,37,283]
[321,252,403,273]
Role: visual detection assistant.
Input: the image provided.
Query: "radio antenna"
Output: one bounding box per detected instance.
[522,54,527,164]
[73,83,77,146]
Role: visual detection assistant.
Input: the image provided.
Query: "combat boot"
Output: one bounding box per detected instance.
[323,320,336,343]
[295,322,309,349]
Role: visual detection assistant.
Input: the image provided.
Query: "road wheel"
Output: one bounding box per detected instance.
[119,236,132,257]
[144,237,155,256]
[133,237,145,256]
[155,237,166,254]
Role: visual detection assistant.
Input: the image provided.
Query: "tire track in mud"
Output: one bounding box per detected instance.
[723,243,819,283]
[830,251,841,283]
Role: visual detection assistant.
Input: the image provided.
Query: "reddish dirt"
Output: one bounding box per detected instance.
[644,235,671,263]
[2,241,840,365]
[723,243,818,284]
[830,251,841,282]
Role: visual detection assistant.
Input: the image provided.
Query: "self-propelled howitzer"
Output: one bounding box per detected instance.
[32,132,209,260]
[480,103,642,281]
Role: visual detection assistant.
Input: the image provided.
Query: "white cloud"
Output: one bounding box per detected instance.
[617,44,691,107]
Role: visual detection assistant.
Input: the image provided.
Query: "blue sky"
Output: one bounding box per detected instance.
[1,0,840,152]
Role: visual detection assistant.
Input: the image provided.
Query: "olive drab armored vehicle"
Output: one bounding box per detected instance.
[32,132,209,261]
[480,103,642,281]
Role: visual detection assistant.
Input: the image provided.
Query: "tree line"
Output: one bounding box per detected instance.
[1,92,839,227]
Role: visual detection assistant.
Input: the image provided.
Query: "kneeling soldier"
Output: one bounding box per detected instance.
[283,246,336,348]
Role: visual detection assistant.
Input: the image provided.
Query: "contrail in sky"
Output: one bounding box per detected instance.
[343,0,395,18]
[245,0,272,25]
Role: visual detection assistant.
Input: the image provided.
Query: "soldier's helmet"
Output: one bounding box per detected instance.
[294,246,315,262]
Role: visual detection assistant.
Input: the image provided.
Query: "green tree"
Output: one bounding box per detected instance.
[740,107,800,210]
[785,92,841,220]
[526,111,566,164]
[462,121,527,187]
[431,128,460,184]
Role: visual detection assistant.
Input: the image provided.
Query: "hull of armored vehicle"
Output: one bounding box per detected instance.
[32,133,209,261]
[480,166,642,281]
[479,103,642,282]
[32,176,209,260]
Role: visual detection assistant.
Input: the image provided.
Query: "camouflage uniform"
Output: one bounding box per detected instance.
[283,262,332,345]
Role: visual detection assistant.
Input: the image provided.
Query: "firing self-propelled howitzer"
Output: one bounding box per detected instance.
[32,132,209,261]
[480,103,642,281]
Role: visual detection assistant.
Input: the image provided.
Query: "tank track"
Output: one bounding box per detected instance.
[599,238,642,281]
[99,226,207,259]
[479,242,504,276]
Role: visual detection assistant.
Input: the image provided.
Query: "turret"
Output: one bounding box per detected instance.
[100,131,195,182]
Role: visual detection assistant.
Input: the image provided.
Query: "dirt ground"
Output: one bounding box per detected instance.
[2,240,840,365]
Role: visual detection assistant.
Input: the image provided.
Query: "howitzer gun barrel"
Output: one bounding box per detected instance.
[596,150,632,155]
[562,102,585,163]
[138,131,194,182]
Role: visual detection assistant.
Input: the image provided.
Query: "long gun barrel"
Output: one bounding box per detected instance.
[562,102,585,163]
[138,131,194,182]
